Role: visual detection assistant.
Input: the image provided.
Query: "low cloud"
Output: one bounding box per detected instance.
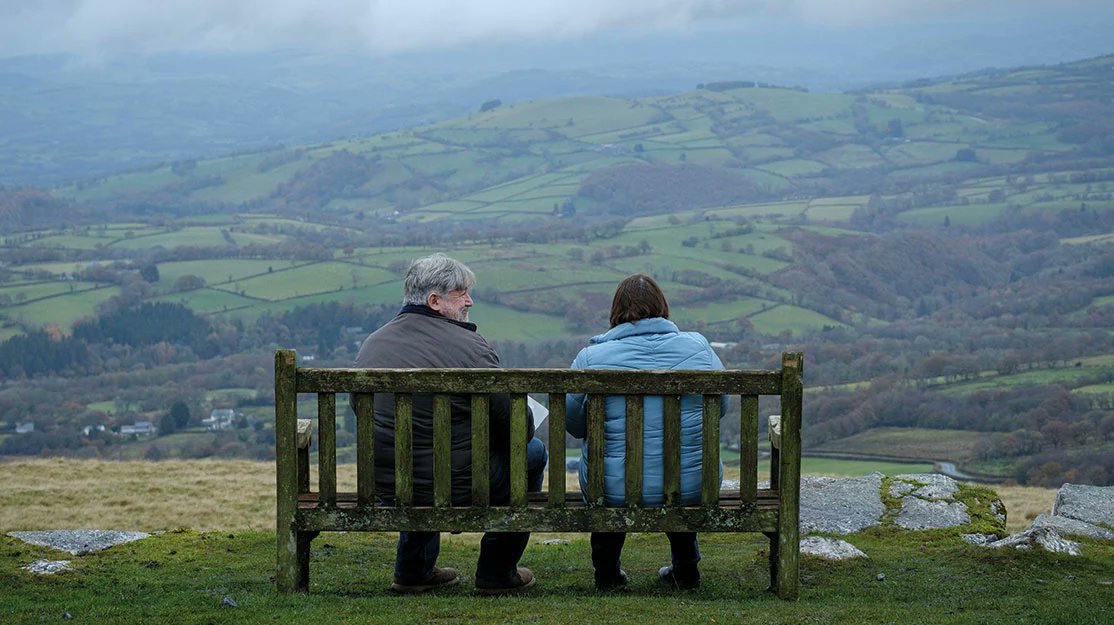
[0,0,1102,58]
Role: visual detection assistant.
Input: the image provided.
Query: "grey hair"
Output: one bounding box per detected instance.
[402,253,476,306]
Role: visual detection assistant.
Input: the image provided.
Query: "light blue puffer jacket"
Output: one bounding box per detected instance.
[565,317,726,507]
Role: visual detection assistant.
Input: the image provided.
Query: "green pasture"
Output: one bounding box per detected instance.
[737,146,797,163]
[814,427,985,463]
[749,305,845,335]
[155,260,288,287]
[203,388,258,403]
[799,456,934,476]
[10,262,88,277]
[815,144,887,169]
[468,304,572,342]
[0,280,84,303]
[887,161,985,183]
[1073,383,1114,396]
[108,227,236,250]
[940,365,1114,394]
[977,148,1033,165]
[882,141,964,166]
[798,118,857,135]
[152,289,260,315]
[26,233,118,251]
[190,159,306,203]
[225,262,395,301]
[897,203,1004,227]
[0,326,24,341]
[732,89,855,123]
[755,159,826,177]
[60,166,180,202]
[729,133,785,147]
[705,201,807,221]
[1092,295,1114,307]
[671,297,772,326]
[1,285,119,328]
[806,201,865,222]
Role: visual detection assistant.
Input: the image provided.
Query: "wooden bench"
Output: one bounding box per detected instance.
[275,349,802,599]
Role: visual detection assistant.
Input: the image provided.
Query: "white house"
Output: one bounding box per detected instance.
[203,408,236,431]
[15,423,34,434]
[121,421,156,437]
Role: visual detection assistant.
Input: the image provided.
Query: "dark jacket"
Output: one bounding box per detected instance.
[352,305,533,505]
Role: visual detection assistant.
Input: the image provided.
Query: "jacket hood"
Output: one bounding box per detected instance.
[589,317,678,344]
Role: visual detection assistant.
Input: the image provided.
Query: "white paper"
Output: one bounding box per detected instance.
[527,396,548,431]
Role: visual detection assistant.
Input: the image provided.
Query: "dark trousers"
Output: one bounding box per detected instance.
[394,437,548,584]
[590,532,701,580]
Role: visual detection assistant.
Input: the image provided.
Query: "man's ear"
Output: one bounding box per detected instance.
[426,292,442,312]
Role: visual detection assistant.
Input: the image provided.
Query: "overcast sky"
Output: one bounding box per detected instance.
[2,0,1109,58]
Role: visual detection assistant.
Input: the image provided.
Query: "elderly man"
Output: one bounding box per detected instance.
[353,253,547,595]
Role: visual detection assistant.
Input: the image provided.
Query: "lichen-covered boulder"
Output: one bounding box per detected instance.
[800,473,885,534]
[800,536,868,560]
[984,527,1082,556]
[8,530,151,555]
[895,497,971,530]
[1031,513,1114,540]
[1052,484,1114,527]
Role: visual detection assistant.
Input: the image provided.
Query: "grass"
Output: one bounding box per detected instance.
[814,427,985,464]
[1,476,1108,624]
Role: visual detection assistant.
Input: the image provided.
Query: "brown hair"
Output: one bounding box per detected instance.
[609,274,670,328]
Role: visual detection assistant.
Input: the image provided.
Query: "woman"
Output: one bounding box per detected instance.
[566,274,726,590]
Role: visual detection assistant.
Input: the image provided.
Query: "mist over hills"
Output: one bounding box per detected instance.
[2,3,1113,186]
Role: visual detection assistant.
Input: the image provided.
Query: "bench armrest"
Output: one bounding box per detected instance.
[768,414,781,451]
[296,419,313,450]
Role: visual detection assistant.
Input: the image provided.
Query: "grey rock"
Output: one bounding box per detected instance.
[1031,513,1114,540]
[720,479,740,490]
[961,533,999,546]
[221,597,239,608]
[799,536,867,560]
[63,613,72,620]
[22,559,71,574]
[9,530,150,555]
[539,538,569,545]
[801,473,885,535]
[990,499,1007,524]
[1053,484,1114,527]
[895,497,970,530]
[894,473,959,499]
[875,573,886,581]
[985,527,1082,556]
[889,482,915,498]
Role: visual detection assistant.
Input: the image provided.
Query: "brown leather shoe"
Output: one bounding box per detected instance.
[474,566,536,595]
[390,567,460,593]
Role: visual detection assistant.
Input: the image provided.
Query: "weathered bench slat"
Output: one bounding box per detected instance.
[295,499,779,534]
[318,393,337,506]
[701,394,721,506]
[547,394,566,507]
[586,395,605,507]
[299,489,777,508]
[662,395,681,507]
[395,393,413,506]
[433,394,452,508]
[510,393,528,507]
[740,394,759,504]
[776,352,803,599]
[471,395,490,507]
[624,395,643,507]
[353,393,374,506]
[274,350,301,593]
[297,368,782,395]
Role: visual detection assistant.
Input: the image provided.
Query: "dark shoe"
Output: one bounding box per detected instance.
[390,567,460,593]
[475,566,536,595]
[595,569,629,591]
[658,564,700,590]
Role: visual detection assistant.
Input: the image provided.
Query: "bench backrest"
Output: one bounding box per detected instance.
[276,350,802,518]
